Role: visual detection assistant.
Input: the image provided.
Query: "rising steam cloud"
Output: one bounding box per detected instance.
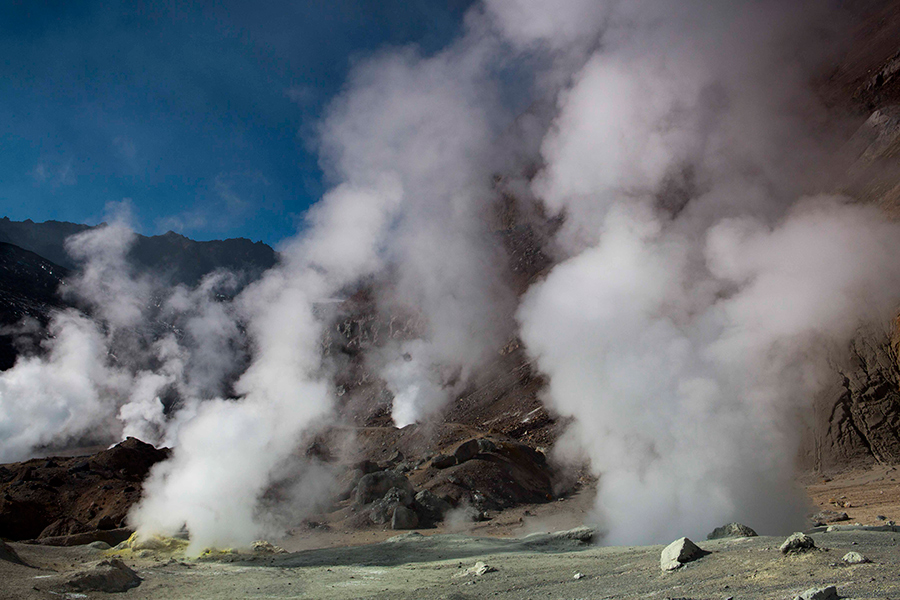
[3,0,900,550]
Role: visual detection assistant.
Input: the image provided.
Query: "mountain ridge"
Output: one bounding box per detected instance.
[0,217,277,287]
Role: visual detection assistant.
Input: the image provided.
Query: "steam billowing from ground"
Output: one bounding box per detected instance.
[3,0,900,550]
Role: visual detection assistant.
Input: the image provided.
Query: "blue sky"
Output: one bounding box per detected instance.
[0,0,475,245]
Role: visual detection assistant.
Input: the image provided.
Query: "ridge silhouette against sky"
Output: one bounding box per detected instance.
[0,0,475,245]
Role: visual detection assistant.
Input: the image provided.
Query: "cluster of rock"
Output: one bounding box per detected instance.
[660,525,832,572]
[424,437,553,512]
[659,523,877,600]
[350,462,451,530]
[341,435,553,530]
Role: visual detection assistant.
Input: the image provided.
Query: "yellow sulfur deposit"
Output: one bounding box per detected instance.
[107,533,190,557]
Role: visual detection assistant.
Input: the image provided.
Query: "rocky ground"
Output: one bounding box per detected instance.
[4,515,900,599]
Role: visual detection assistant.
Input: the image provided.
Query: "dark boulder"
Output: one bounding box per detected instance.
[391,505,419,530]
[414,489,452,524]
[431,454,457,469]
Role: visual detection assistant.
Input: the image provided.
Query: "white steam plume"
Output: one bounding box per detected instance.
[130,180,403,552]
[316,31,519,427]
[508,0,900,543]
[0,310,129,462]
[0,207,248,459]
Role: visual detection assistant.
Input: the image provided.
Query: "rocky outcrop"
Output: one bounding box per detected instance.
[0,437,169,541]
[47,558,142,593]
[808,333,900,471]
[0,539,26,565]
[355,471,414,506]
[706,522,757,540]
[422,437,553,510]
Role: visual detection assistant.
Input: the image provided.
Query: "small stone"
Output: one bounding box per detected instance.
[842,551,870,564]
[660,537,710,571]
[707,522,758,540]
[794,585,838,600]
[780,532,816,554]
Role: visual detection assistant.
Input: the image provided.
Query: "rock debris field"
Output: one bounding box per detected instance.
[4,525,900,599]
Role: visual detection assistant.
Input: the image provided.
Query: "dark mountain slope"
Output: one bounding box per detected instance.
[0,242,71,370]
[0,217,277,287]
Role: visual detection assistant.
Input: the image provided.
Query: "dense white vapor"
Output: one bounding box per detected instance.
[0,211,157,461]
[519,198,900,543]
[317,32,518,427]
[131,181,403,552]
[64,217,151,333]
[511,0,900,543]
[0,209,246,459]
[0,311,127,462]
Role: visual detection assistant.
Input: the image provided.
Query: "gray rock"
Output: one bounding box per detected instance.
[706,522,758,540]
[793,585,838,600]
[842,551,870,564]
[59,558,142,593]
[0,539,26,565]
[546,526,596,543]
[780,532,816,554]
[391,505,420,530]
[660,537,709,571]
[810,510,849,525]
[355,471,414,505]
[87,541,112,550]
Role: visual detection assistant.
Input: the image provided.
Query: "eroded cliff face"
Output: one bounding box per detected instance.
[807,331,900,471]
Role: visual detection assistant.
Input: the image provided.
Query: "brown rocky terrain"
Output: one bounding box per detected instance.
[0,438,167,544]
